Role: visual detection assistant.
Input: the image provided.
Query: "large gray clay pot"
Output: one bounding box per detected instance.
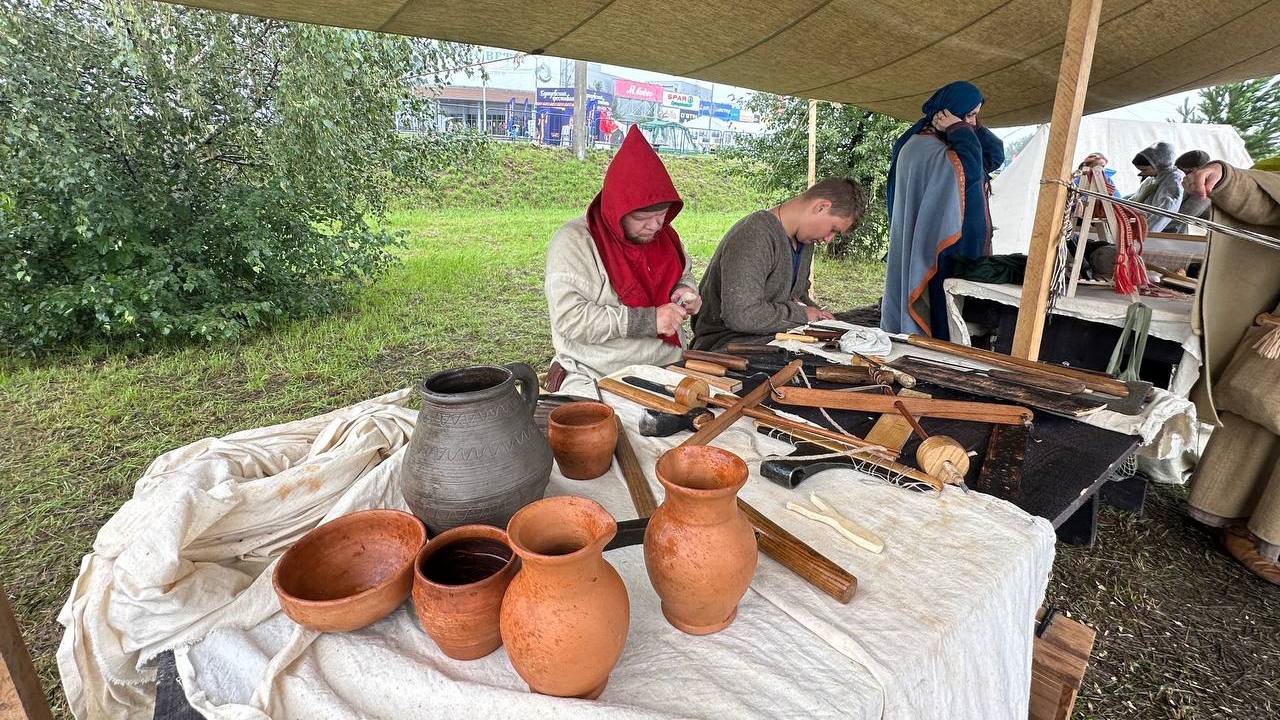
[402,363,552,534]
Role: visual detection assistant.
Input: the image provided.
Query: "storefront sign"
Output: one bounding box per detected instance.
[661,91,699,110]
[536,87,613,108]
[614,79,663,102]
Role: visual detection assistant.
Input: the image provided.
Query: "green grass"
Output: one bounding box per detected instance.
[0,207,883,717]
[397,143,773,213]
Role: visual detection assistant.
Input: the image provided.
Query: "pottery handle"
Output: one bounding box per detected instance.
[506,362,540,416]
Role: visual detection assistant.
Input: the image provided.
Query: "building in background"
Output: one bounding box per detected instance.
[408,46,757,152]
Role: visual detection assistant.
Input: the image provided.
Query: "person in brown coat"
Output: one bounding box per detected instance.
[1183,161,1280,584]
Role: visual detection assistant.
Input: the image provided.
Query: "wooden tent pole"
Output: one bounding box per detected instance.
[807,99,817,188]
[1010,0,1103,360]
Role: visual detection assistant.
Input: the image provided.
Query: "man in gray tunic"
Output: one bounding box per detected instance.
[690,178,867,351]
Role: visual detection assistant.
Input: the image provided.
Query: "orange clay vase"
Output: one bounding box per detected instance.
[412,524,518,660]
[500,496,629,700]
[645,445,757,635]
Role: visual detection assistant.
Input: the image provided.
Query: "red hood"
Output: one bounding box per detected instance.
[585,126,687,346]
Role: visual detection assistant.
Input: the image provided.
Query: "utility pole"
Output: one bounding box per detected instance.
[573,60,588,160]
[807,99,818,187]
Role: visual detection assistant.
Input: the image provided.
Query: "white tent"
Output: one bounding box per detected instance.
[990,117,1253,255]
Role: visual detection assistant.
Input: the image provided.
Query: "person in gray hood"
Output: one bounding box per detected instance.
[1127,141,1184,232]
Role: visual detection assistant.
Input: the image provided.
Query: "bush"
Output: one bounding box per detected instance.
[0,0,471,352]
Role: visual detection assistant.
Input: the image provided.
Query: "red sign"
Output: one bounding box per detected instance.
[614,79,662,102]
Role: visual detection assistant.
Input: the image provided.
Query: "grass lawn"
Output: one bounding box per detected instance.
[0,207,885,717]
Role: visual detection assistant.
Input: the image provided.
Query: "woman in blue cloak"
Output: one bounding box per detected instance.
[881,81,1003,339]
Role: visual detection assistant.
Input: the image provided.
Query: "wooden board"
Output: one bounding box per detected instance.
[772,386,1032,424]
[977,423,1029,499]
[865,388,931,451]
[1,582,52,720]
[666,365,742,392]
[889,357,1106,418]
[1030,610,1097,720]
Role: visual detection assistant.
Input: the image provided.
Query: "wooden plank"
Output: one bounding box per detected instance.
[613,419,658,518]
[771,386,1033,425]
[890,357,1106,417]
[1,583,53,720]
[976,423,1028,499]
[666,365,742,392]
[903,334,1132,399]
[1030,610,1097,720]
[737,500,856,603]
[1011,0,1104,361]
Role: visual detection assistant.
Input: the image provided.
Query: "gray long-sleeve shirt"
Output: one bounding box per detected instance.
[691,210,815,351]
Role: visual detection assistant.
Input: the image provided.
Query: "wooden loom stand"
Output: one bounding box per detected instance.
[1067,166,1121,298]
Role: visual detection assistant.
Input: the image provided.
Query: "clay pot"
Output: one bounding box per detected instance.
[273,509,427,633]
[645,446,757,635]
[412,524,518,660]
[401,363,553,534]
[547,401,618,480]
[500,496,629,699]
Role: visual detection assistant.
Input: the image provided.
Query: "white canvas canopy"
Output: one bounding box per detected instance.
[990,117,1253,255]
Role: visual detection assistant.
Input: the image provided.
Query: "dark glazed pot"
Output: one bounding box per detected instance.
[401,363,552,534]
[412,524,518,660]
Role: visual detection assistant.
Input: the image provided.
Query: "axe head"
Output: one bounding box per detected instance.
[1095,380,1152,416]
[639,408,713,437]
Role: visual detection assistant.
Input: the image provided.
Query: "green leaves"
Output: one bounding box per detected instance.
[1,0,473,353]
[1176,77,1280,161]
[728,95,907,260]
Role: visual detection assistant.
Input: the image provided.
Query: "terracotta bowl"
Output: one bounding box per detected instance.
[547,401,618,480]
[273,508,427,632]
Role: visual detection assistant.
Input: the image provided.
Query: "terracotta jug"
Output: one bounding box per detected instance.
[547,401,618,480]
[401,363,552,534]
[412,524,518,660]
[500,496,629,699]
[645,445,757,635]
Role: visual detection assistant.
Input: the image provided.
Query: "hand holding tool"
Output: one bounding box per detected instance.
[786,493,884,554]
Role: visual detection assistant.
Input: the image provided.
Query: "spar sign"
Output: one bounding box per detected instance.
[614,79,662,102]
[661,90,700,110]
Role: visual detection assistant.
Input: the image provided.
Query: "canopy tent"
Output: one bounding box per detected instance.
[990,118,1253,254]
[161,0,1280,128]
[634,119,698,153]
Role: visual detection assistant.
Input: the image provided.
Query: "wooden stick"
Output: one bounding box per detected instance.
[612,418,658,518]
[680,361,803,447]
[903,334,1131,397]
[737,500,857,603]
[812,366,875,384]
[683,349,748,372]
[893,401,929,440]
[683,358,728,376]
[666,365,742,392]
[772,386,1034,425]
[724,343,782,355]
[597,378,691,415]
[775,332,817,343]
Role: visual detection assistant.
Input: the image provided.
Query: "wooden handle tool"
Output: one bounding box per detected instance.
[738,500,857,603]
[683,349,749,372]
[775,332,818,343]
[683,358,728,376]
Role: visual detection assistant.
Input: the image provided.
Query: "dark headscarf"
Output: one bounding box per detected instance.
[887,81,986,215]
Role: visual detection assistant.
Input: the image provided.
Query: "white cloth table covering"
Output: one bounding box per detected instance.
[58,378,1056,720]
[941,278,1201,397]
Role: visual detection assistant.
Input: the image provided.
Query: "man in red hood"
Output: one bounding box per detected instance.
[544,126,700,397]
